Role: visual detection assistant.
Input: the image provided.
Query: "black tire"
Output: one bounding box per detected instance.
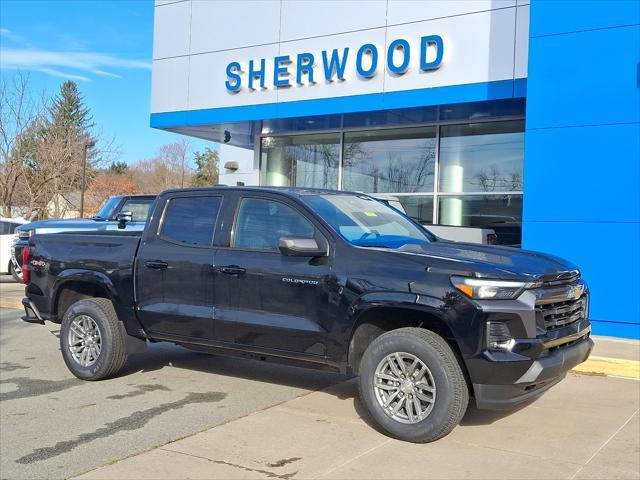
[358,327,469,443]
[9,262,22,283]
[60,298,128,381]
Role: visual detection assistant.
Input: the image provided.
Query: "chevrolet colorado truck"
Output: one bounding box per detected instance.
[21,187,593,442]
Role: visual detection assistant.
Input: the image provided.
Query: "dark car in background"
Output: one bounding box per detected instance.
[10,194,155,281]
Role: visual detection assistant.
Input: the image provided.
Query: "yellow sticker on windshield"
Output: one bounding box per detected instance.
[364,211,378,217]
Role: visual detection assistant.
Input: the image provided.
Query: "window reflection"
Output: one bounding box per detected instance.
[438,195,523,246]
[260,133,340,189]
[398,196,434,224]
[343,127,436,193]
[439,121,525,193]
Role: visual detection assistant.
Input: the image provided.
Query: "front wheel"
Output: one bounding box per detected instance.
[358,327,469,443]
[60,298,128,380]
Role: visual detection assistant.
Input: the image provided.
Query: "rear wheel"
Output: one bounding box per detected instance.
[60,298,128,380]
[9,262,22,283]
[358,327,468,443]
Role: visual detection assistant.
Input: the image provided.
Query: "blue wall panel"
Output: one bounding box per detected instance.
[523,124,640,223]
[526,25,640,129]
[522,221,640,328]
[524,0,640,339]
[529,0,639,37]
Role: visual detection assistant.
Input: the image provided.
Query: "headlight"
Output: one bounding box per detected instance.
[450,276,542,300]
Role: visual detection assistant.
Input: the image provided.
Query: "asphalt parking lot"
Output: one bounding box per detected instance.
[1,278,639,480]
[0,282,346,480]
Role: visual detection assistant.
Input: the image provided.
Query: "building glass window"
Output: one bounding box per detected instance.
[259,116,525,247]
[438,194,523,246]
[397,196,434,225]
[342,127,436,194]
[439,121,525,193]
[260,133,340,189]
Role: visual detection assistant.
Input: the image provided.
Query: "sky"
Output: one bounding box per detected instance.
[0,0,211,165]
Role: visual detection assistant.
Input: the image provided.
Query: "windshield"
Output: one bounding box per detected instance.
[94,196,121,219]
[302,194,433,249]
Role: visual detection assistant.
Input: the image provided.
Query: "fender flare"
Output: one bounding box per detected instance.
[50,269,119,316]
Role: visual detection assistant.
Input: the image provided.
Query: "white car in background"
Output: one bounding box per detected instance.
[0,217,28,280]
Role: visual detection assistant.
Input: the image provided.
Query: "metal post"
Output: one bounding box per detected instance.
[79,143,88,218]
[79,141,95,218]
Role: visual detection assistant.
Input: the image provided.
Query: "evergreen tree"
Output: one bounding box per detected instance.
[109,161,128,175]
[49,81,94,139]
[191,148,220,186]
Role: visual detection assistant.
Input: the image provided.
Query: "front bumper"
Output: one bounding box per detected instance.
[474,335,593,409]
[464,280,593,410]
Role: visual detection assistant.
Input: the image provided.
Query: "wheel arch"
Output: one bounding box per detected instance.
[52,271,116,322]
[347,304,468,386]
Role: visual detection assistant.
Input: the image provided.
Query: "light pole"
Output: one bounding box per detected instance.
[79,140,96,218]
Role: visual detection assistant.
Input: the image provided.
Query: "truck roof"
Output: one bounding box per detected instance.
[159,186,361,198]
[158,185,367,197]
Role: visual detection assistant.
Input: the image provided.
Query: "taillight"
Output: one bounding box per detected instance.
[486,233,498,245]
[22,247,30,284]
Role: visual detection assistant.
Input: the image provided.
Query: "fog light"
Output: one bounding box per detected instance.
[487,321,514,351]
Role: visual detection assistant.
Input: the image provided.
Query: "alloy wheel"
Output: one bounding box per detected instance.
[373,351,436,424]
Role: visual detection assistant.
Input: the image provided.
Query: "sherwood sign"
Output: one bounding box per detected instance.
[225,35,444,93]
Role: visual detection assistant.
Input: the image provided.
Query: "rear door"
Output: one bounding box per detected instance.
[135,193,223,339]
[212,194,333,355]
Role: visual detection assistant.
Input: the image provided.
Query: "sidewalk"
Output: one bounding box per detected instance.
[76,373,639,480]
[75,336,640,480]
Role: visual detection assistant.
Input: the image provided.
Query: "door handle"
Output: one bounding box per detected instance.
[218,265,246,276]
[144,260,168,270]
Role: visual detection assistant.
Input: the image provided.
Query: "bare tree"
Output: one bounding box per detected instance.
[131,140,192,193]
[0,74,47,217]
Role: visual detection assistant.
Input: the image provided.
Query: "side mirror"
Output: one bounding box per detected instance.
[116,211,132,229]
[279,237,327,257]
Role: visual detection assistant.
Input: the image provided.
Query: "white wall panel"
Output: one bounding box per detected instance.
[152,1,530,114]
[153,1,191,59]
[190,0,280,54]
[387,0,516,25]
[514,5,529,78]
[280,0,386,41]
[188,44,279,111]
[151,57,190,113]
[384,8,516,92]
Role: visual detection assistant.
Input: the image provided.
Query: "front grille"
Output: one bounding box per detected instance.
[540,270,581,287]
[537,297,586,330]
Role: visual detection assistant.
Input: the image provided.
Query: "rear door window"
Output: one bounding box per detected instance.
[159,196,222,246]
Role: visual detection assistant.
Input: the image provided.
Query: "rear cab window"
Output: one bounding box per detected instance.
[159,196,222,246]
[121,198,154,222]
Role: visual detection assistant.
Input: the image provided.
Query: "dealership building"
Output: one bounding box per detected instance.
[151,0,639,339]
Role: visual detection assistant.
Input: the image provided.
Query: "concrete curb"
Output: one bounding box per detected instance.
[572,356,640,380]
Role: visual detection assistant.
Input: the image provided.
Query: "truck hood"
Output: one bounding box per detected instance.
[391,240,579,282]
[18,218,109,233]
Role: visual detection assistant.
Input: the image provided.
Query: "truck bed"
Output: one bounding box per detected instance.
[26,232,142,323]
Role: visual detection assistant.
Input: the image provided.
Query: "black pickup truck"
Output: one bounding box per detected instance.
[21,187,593,442]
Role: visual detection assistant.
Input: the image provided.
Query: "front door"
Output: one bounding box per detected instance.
[213,196,332,356]
[136,195,223,339]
